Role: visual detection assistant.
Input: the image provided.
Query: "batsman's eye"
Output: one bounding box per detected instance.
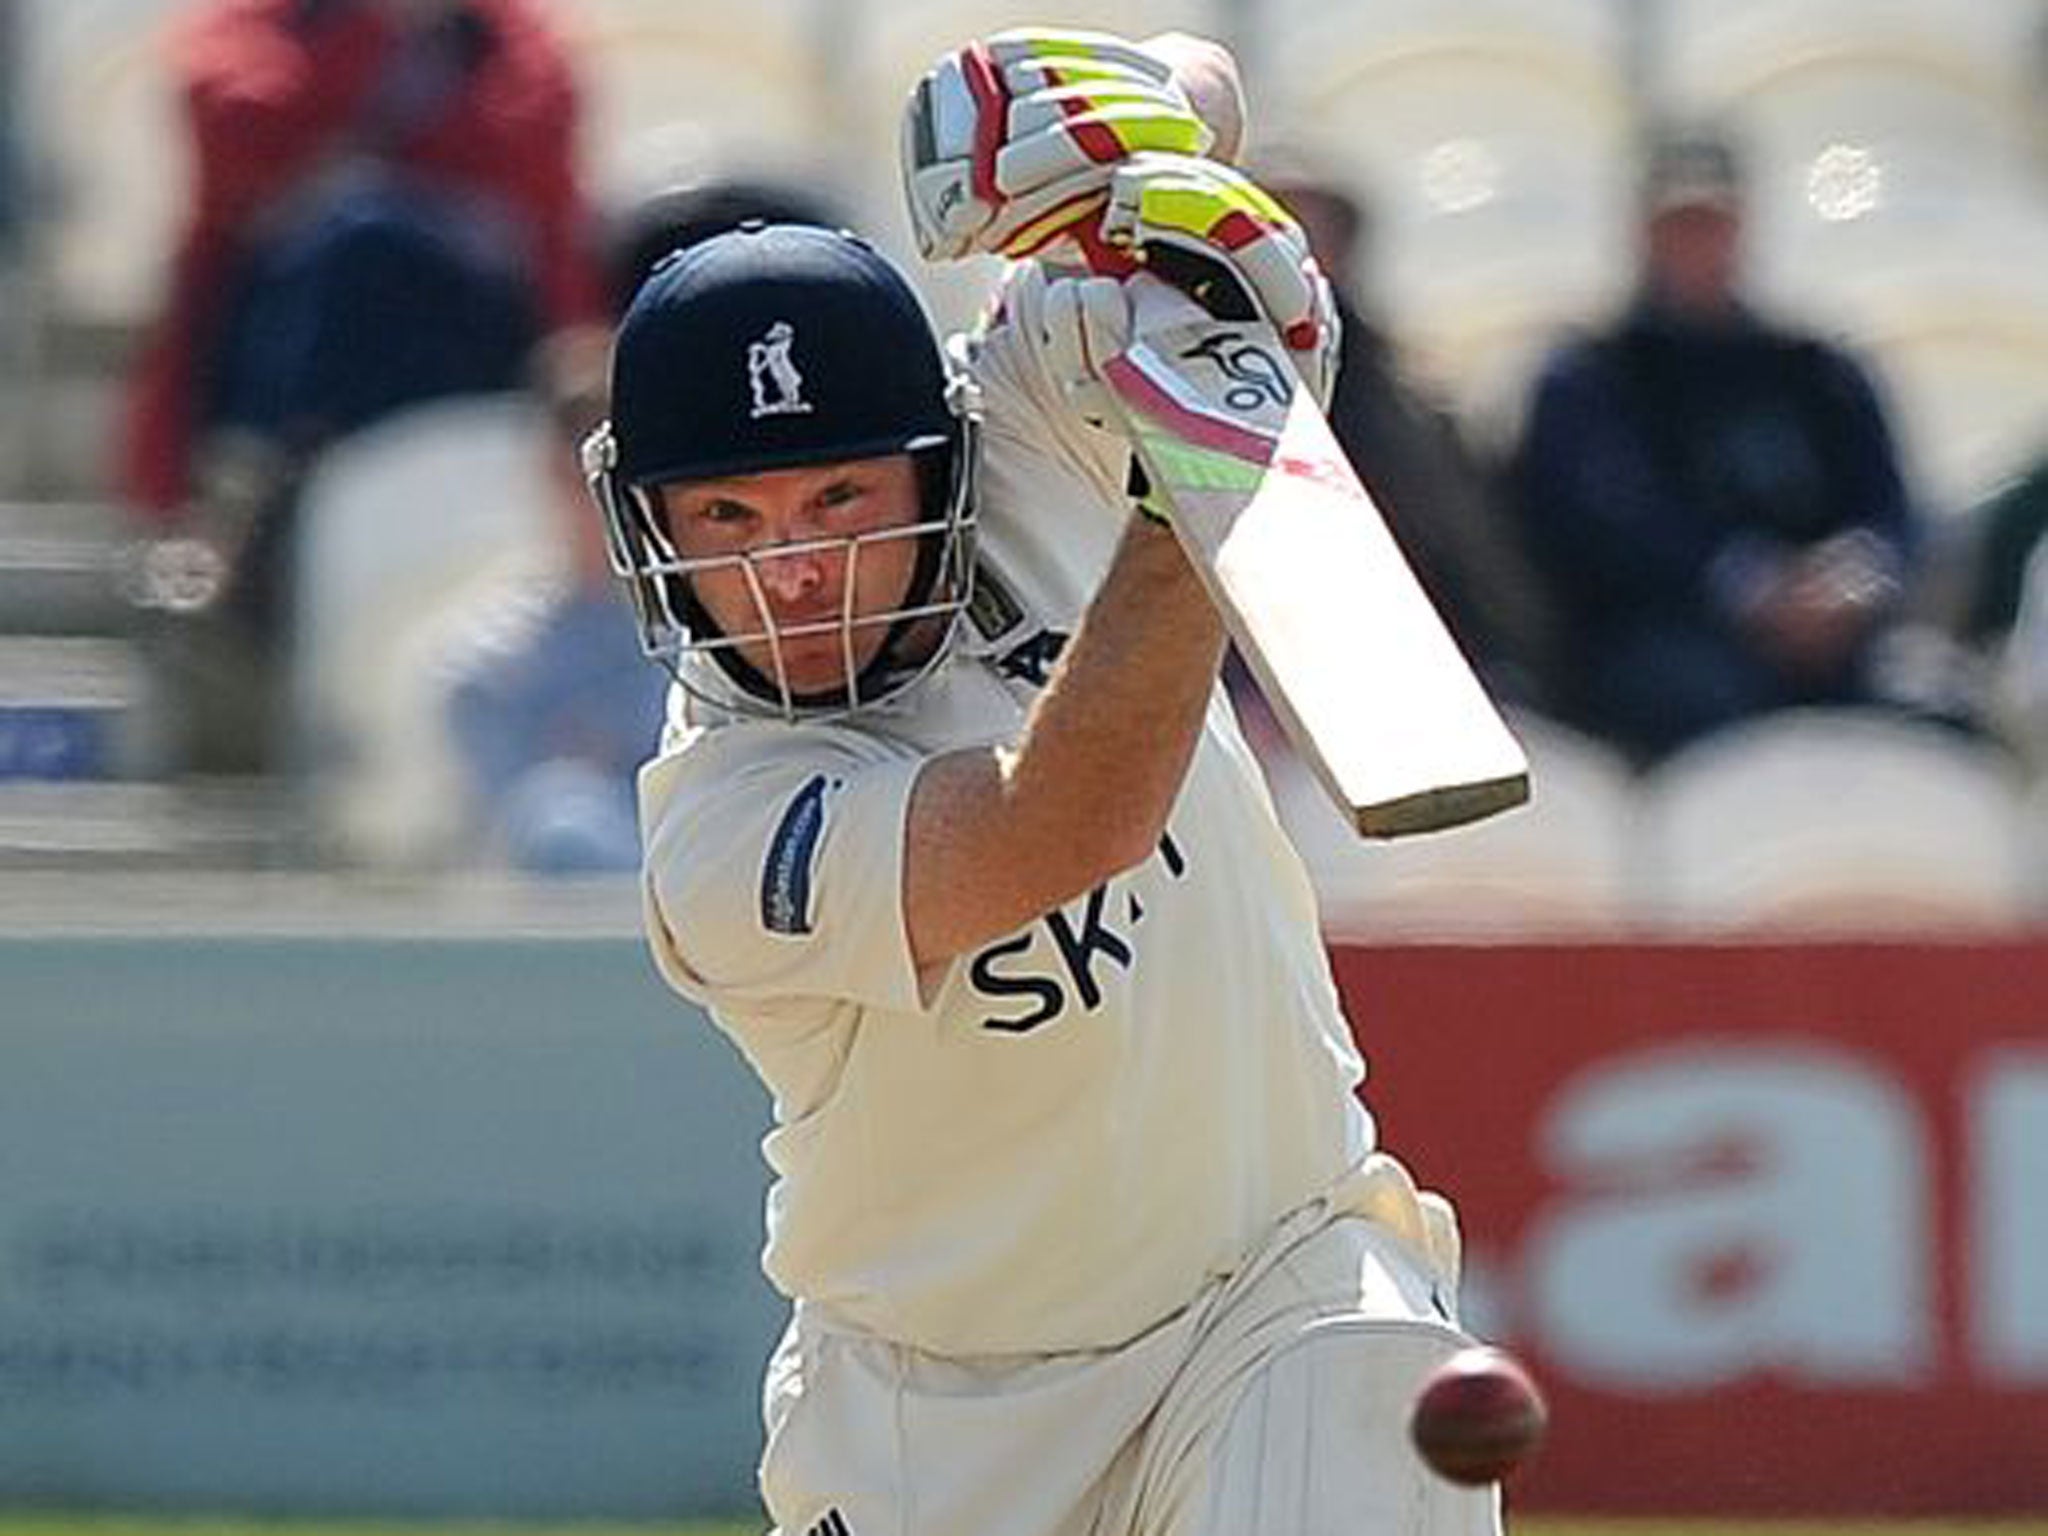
[816,480,868,513]
[680,499,759,544]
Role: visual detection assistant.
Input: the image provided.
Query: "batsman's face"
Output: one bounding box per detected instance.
[656,454,925,697]
[1646,201,1743,314]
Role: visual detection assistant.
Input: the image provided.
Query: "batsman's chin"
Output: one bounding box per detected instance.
[742,614,945,701]
[747,630,866,696]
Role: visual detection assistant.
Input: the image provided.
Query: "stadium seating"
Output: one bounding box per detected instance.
[1662,0,2041,161]
[0,634,162,781]
[1273,710,1644,939]
[1858,282,2048,521]
[1636,708,2039,931]
[0,499,130,636]
[1723,159,2048,518]
[1257,0,1634,421]
[27,1,181,325]
[9,0,2048,915]
[565,0,819,208]
[0,775,304,867]
[289,396,562,867]
[1648,0,2048,516]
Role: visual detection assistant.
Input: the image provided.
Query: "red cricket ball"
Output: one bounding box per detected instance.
[1408,1345,1549,1486]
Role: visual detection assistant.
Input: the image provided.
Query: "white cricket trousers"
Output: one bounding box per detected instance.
[756,1156,1506,1536]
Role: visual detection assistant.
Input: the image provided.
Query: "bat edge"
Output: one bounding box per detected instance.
[1350,772,1532,840]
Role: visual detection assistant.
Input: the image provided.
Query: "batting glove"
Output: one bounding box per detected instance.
[990,264,1280,527]
[1096,152,1339,407]
[902,28,1214,264]
[993,259,1131,428]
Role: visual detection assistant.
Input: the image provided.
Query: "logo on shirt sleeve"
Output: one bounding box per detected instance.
[761,774,836,936]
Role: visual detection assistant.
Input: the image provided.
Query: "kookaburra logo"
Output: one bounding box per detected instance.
[748,320,813,419]
[1181,331,1290,415]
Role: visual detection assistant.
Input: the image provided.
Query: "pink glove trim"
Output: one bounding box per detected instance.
[1101,353,1273,466]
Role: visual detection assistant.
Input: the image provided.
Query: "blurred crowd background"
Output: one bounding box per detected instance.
[1,0,2045,937]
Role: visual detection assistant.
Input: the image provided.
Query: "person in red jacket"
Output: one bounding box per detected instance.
[122,0,605,771]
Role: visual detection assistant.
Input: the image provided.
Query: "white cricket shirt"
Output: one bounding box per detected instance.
[636,290,1373,1356]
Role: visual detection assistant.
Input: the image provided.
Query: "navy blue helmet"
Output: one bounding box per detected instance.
[583,223,979,715]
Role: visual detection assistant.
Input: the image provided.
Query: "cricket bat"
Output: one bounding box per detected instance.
[1098,260,1530,838]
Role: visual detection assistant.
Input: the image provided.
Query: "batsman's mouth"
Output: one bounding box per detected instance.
[745,627,877,689]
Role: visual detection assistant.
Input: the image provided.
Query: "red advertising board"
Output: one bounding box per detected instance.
[1331,939,2048,1516]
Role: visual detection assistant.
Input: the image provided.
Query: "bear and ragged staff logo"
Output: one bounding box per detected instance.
[748,320,814,419]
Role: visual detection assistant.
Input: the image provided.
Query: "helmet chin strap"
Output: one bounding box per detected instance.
[843,528,950,703]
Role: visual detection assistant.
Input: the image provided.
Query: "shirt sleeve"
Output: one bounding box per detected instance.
[638,723,930,1017]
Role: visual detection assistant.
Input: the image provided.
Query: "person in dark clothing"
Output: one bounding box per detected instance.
[1951,452,2048,654]
[599,175,847,318]
[125,0,606,525]
[1512,126,1923,763]
[122,0,607,772]
[1983,453,2048,765]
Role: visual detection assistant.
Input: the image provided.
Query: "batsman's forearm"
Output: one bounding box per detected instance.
[1004,514,1226,870]
[900,512,1224,967]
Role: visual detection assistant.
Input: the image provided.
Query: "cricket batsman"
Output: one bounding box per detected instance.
[582,26,1504,1536]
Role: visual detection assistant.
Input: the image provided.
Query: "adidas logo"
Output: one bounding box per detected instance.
[802,1509,852,1536]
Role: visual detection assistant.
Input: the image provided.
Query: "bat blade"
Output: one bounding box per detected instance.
[1099,300,1529,837]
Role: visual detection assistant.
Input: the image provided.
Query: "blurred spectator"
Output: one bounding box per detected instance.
[1996,543,2048,771]
[429,175,844,874]
[1511,125,1929,764]
[1998,605,2048,781]
[599,174,845,319]
[430,444,661,874]
[1946,449,2048,763]
[1951,450,2048,661]
[121,0,608,772]
[1257,149,1558,710]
